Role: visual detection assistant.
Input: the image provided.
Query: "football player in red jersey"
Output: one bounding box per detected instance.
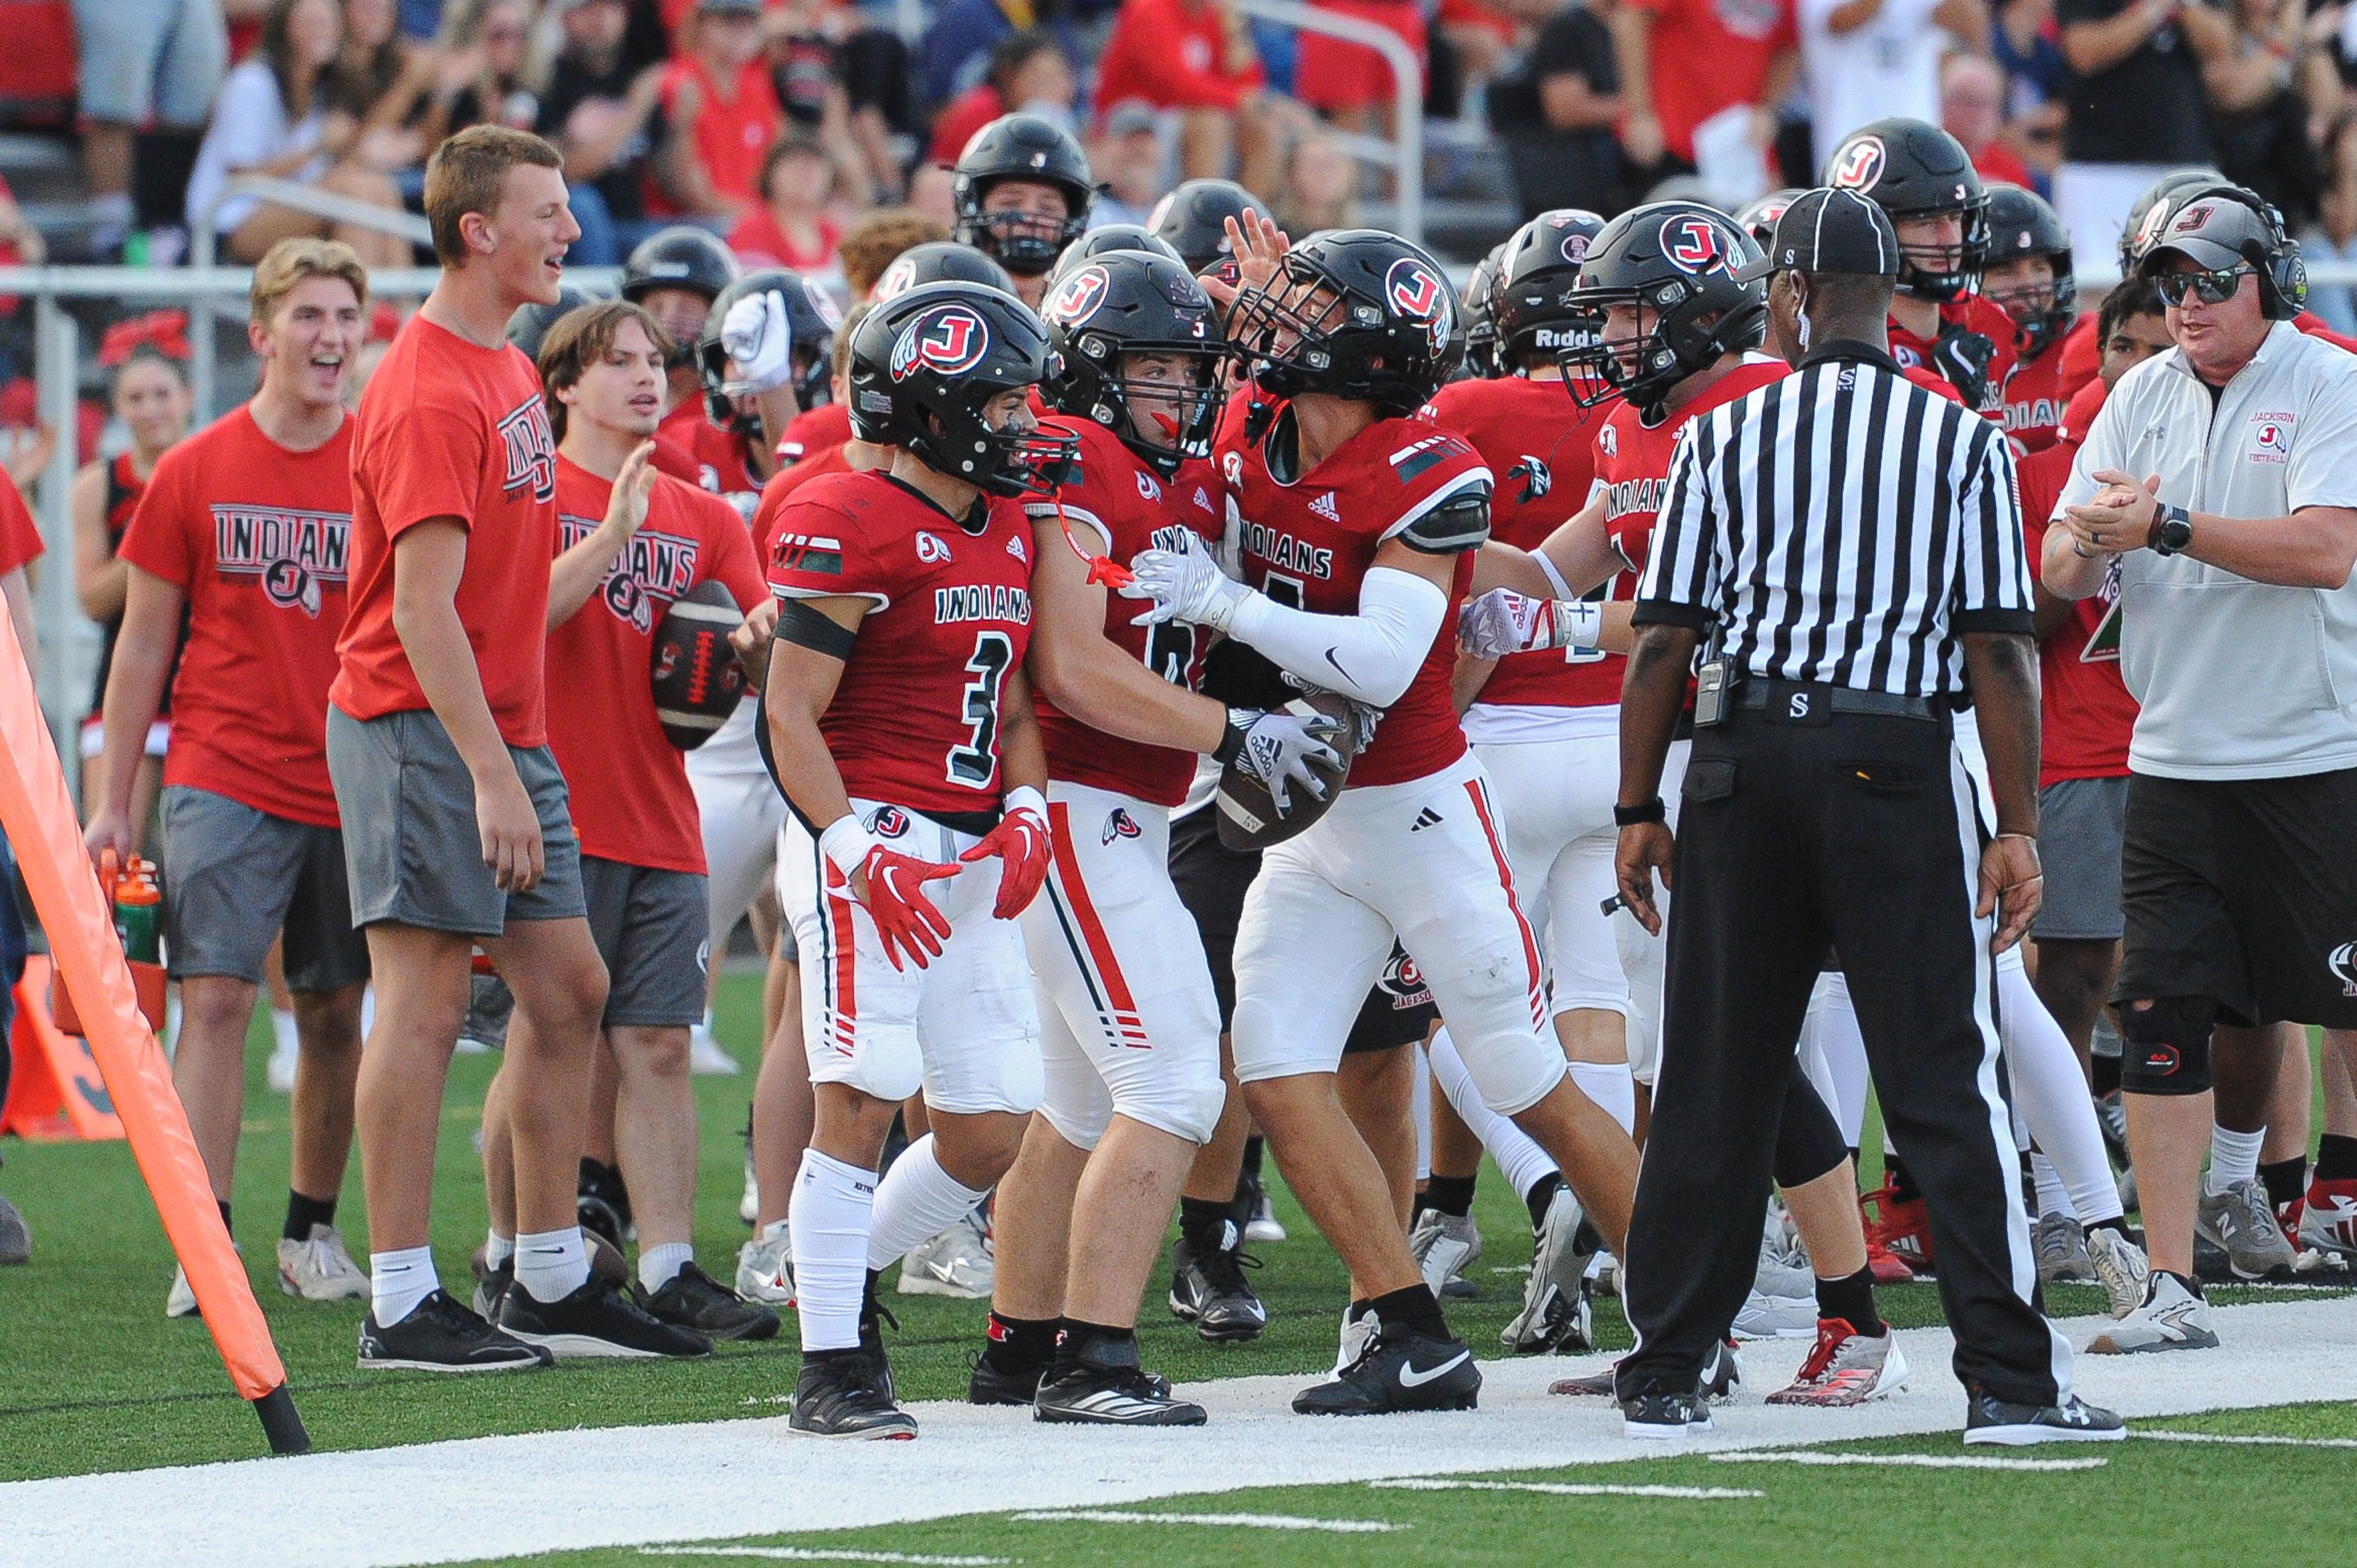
[683,268,842,517]
[1465,201,1906,1407]
[1823,118,2018,417]
[763,281,1076,1439]
[950,114,1094,311]
[1984,185,2075,455]
[1123,222,1643,1418]
[971,248,1341,1424]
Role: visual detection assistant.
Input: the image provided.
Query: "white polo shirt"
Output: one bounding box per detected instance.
[2057,321,2357,780]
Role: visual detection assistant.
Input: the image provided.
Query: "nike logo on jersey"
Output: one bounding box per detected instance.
[1323,647,1354,682]
[1398,1349,1472,1387]
[1309,491,1341,522]
[1411,808,1443,832]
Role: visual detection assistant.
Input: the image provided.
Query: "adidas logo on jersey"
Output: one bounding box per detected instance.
[1193,486,1212,513]
[1309,492,1341,522]
[1007,535,1028,562]
[1411,807,1443,832]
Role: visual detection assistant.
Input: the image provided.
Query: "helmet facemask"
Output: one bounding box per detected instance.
[1892,199,1989,303]
[1226,258,1358,401]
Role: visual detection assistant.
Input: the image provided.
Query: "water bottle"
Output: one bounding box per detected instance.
[111,855,161,965]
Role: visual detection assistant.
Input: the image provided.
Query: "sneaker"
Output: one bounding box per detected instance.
[1964,1385,2126,1445]
[2084,1226,2151,1319]
[1292,1319,1480,1415]
[1502,1184,1595,1353]
[735,1230,795,1307]
[2094,1089,2130,1169]
[577,1159,635,1250]
[277,1224,369,1301]
[2086,1272,2219,1354]
[456,971,511,1053]
[0,1193,28,1264]
[2299,1176,2357,1258]
[1861,1184,1934,1277]
[1168,1231,1268,1342]
[1409,1210,1483,1300]
[791,1351,916,1440]
[358,1289,551,1372]
[1244,1181,1287,1244]
[166,1242,238,1318]
[2275,1192,2307,1253]
[1732,1287,1818,1340]
[1864,1236,1916,1285]
[1333,1300,1378,1377]
[688,1024,741,1075]
[470,1250,512,1321]
[1590,1251,1620,1296]
[967,1352,1047,1406]
[1622,1389,1711,1439]
[899,1208,994,1298]
[641,1261,780,1341]
[2195,1176,2299,1280]
[1035,1337,1205,1426]
[1555,1338,1738,1400]
[1768,1318,1909,1405]
[498,1276,713,1359]
[2034,1213,2096,1286]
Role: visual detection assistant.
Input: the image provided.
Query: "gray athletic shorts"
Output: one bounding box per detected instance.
[160,786,370,991]
[581,855,709,1028]
[327,707,586,937]
[2032,774,2129,942]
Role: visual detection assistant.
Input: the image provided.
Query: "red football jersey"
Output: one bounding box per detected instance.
[1218,401,1491,789]
[2018,439,2134,783]
[2003,342,2066,454]
[1024,417,1225,807]
[657,397,763,511]
[546,459,767,873]
[776,403,852,466]
[1888,295,2019,419]
[1421,374,1612,710]
[1593,356,1789,617]
[767,470,1037,816]
[2056,313,2100,404]
[0,473,40,576]
[2058,376,2107,444]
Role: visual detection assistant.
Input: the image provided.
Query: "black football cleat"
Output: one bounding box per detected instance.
[358,1289,551,1373]
[791,1350,917,1439]
[1169,1234,1268,1343]
[967,1353,1047,1407]
[1036,1335,1206,1426]
[1964,1386,2126,1445]
[641,1261,780,1341]
[1622,1388,1713,1439]
[498,1275,711,1359]
[1291,1319,1480,1415]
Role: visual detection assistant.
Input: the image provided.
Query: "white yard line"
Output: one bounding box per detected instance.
[2132,1429,2357,1448]
[1010,1510,1400,1532]
[1371,1478,1761,1499]
[0,1297,2348,1568]
[1712,1451,2108,1472]
[639,1551,1011,1565]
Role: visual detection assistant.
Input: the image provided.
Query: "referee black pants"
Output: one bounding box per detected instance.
[1616,702,2069,1408]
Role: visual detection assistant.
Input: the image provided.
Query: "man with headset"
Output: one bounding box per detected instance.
[2045,185,2357,1353]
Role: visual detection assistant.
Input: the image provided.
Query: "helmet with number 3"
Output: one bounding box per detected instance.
[1040,250,1228,478]
[846,281,1079,496]
[1559,202,1766,421]
[1225,229,1460,414]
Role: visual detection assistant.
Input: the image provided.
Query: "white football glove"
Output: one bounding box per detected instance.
[1457,587,1601,661]
[1217,706,1344,816]
[721,290,793,395]
[1120,528,1253,631]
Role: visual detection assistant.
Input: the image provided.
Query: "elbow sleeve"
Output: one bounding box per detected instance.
[1223,566,1447,708]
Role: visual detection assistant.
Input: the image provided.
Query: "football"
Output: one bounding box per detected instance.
[1213,688,1366,851]
[650,579,748,749]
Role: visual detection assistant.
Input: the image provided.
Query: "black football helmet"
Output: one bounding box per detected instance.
[870,240,1018,303]
[1040,250,1226,479]
[1455,244,1507,381]
[507,287,597,365]
[1226,230,1459,414]
[1822,117,1988,302]
[1982,184,2076,357]
[846,281,1078,496]
[1561,202,1767,420]
[2118,166,2221,276]
[697,269,845,434]
[1734,188,1809,249]
[1146,177,1272,277]
[621,226,739,305]
[1045,223,1184,290]
[951,113,1095,277]
[1494,208,1608,371]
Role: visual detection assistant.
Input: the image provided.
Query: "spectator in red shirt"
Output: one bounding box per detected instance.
[1094,0,1307,190]
[654,0,786,220]
[1296,0,1430,133]
[1611,0,1799,181]
[1943,52,2040,190]
[727,133,846,275]
[926,29,1078,169]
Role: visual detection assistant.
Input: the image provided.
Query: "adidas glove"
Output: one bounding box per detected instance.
[1216,706,1345,816]
[1458,587,1603,661]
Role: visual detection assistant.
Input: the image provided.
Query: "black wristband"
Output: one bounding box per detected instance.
[1213,708,1251,765]
[775,597,856,660]
[1613,797,1666,827]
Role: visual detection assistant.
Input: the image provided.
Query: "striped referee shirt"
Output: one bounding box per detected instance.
[1633,342,2035,699]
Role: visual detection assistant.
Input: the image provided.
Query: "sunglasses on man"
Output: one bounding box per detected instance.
[2155,265,2254,307]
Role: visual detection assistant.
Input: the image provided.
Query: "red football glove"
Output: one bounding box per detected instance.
[961,786,1053,919]
[854,844,957,969]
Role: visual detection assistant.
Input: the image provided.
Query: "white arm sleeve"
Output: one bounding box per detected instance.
[1223,565,1448,708]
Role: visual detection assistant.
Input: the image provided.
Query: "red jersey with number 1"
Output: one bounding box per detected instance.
[1593,356,1790,614]
[767,470,1036,815]
[1024,417,1225,807]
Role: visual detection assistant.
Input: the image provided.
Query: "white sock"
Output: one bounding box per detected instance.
[761,1217,790,1246]
[1808,975,1871,1147]
[2030,1153,2074,1221]
[791,1148,875,1352]
[866,1135,990,1268]
[1566,1057,1638,1136]
[639,1242,693,1293]
[271,1008,299,1057]
[2208,1125,2266,1194]
[484,1230,514,1270]
[1429,1027,1558,1202]
[370,1245,438,1326]
[1412,1043,1433,1183]
[360,983,376,1039]
[2002,960,2121,1222]
[514,1226,590,1304]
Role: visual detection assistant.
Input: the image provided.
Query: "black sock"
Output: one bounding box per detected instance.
[2316,1134,2357,1183]
[2260,1156,2309,1211]
[1425,1173,1477,1218]
[1241,1134,1264,1182]
[1411,1191,1434,1224]
[1815,1265,1883,1335]
[981,1310,1059,1373]
[1227,1168,1257,1229]
[1051,1318,1132,1377]
[2087,1215,2129,1237]
[1524,1173,1562,1232]
[1885,1154,1921,1203]
[216,1199,233,1235]
[860,1267,886,1340]
[282,1190,336,1243]
[1179,1195,1236,1253]
[1366,1282,1448,1341]
[2091,1054,2122,1098]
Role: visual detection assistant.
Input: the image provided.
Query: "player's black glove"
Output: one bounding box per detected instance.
[1930,325,1997,411]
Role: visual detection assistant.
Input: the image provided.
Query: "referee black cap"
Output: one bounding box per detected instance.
[1732,189,1899,282]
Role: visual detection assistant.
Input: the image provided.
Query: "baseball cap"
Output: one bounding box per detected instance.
[1733,188,1900,281]
[1104,100,1159,138]
[2139,190,2271,276]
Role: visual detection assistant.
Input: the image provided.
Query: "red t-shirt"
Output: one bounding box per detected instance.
[2056,313,2100,404]
[776,402,853,466]
[1888,295,2019,419]
[545,460,767,871]
[334,314,559,747]
[658,396,764,511]
[1095,0,1263,115]
[0,477,40,576]
[726,207,843,274]
[765,470,1037,816]
[120,408,354,827]
[1420,374,1615,709]
[1971,142,2037,190]
[2018,438,2134,782]
[1024,417,1225,806]
[657,55,784,213]
[1626,0,1796,164]
[2003,342,2067,454]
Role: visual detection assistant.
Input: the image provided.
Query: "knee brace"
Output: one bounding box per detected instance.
[2117,995,2216,1095]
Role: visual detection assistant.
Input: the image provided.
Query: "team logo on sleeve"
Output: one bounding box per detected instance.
[915,531,951,563]
[497,397,558,502]
[1507,455,1552,504]
[1829,136,1887,193]
[891,304,989,381]
[1384,257,1453,353]
[1664,217,1727,276]
[211,506,351,619]
[1043,265,1112,327]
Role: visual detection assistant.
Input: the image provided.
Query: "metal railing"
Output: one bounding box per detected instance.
[1236,0,1423,246]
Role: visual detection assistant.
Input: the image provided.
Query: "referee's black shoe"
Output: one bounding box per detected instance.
[1622,1388,1713,1440]
[1963,1386,2126,1445]
[498,1275,713,1358]
[1292,1320,1479,1415]
[791,1349,918,1440]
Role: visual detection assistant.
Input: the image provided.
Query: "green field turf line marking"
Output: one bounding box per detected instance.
[1713,1451,2108,1472]
[2132,1430,2357,1448]
[1370,1478,1762,1499]
[1008,1510,1403,1533]
[638,1550,1012,1564]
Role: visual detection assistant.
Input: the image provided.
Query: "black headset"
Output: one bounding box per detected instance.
[2159,182,2307,322]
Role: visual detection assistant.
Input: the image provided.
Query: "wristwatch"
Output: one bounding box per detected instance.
[2151,503,2193,557]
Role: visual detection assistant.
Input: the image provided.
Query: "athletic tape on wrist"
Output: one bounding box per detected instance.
[819,814,880,881]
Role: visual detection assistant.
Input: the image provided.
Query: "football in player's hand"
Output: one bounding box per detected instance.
[651,580,748,749]
[1214,689,1366,851]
